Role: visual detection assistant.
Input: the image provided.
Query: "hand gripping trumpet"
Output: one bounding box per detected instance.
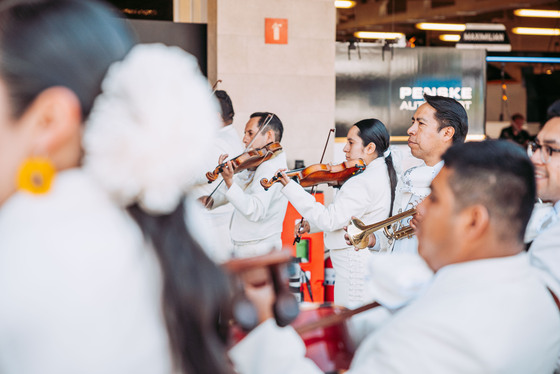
[346,208,417,249]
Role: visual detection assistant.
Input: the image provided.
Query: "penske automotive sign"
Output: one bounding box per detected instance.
[399,86,473,110]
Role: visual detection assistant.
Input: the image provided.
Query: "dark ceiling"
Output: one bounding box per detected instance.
[337,0,560,52]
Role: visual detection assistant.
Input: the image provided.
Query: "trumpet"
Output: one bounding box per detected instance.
[346,208,417,249]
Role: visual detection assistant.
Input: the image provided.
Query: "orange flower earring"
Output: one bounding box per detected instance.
[17,157,56,194]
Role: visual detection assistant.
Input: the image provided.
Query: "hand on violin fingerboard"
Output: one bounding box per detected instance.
[220,160,235,188]
[274,168,292,187]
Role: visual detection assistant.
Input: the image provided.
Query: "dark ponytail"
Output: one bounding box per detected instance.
[128,203,233,374]
[354,118,397,214]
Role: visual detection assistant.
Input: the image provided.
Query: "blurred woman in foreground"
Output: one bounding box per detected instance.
[0,1,232,373]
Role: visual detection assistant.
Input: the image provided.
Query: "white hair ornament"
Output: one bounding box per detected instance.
[83,43,219,214]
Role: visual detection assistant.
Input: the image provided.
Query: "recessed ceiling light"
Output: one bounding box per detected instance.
[512,27,560,36]
[354,31,404,39]
[439,34,461,42]
[335,0,356,9]
[514,9,560,18]
[416,23,466,31]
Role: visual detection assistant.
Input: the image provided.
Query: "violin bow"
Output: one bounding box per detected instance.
[293,128,334,302]
[294,128,335,245]
[210,79,222,96]
[205,113,275,205]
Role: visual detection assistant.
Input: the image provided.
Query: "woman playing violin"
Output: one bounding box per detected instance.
[275,119,397,307]
[202,112,288,258]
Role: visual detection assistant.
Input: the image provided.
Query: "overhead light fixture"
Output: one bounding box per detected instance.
[335,0,356,8]
[514,9,560,18]
[416,23,466,31]
[439,34,461,42]
[354,31,404,39]
[512,27,560,36]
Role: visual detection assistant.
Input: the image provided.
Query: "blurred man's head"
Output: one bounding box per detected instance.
[417,140,535,271]
[511,113,525,131]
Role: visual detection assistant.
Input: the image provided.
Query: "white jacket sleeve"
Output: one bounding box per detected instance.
[225,182,280,222]
[229,319,323,374]
[282,179,369,233]
[224,157,285,222]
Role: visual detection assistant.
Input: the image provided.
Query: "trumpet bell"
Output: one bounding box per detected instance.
[346,217,371,249]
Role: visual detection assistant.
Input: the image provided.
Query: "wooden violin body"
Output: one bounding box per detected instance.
[291,304,355,373]
[206,142,282,183]
[260,159,366,191]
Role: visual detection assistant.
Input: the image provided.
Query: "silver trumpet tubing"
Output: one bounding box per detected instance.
[346,208,417,249]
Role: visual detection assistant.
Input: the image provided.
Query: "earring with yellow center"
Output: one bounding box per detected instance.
[17,157,56,194]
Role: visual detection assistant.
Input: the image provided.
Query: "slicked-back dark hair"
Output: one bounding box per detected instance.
[354,118,397,214]
[424,94,468,144]
[250,111,283,142]
[442,140,535,243]
[214,90,234,124]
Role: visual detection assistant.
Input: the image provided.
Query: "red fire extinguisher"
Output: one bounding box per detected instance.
[324,256,335,302]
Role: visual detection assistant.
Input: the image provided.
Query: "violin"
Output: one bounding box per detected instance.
[260,159,366,191]
[291,302,380,373]
[206,142,283,183]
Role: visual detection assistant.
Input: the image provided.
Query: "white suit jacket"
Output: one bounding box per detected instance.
[212,151,288,246]
[374,160,443,253]
[230,253,560,374]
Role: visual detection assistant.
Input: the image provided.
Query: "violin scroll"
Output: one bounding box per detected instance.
[260,172,283,191]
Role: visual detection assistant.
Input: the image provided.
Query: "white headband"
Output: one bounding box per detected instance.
[383,149,391,158]
[83,43,219,214]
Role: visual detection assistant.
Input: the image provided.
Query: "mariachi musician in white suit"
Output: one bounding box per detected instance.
[275,119,397,307]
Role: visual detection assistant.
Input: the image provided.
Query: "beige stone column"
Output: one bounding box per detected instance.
[207,0,336,173]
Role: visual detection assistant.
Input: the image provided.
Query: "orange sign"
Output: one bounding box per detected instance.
[265,18,288,44]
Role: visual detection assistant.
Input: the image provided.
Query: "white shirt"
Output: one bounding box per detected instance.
[374,160,443,253]
[0,170,172,374]
[212,151,288,247]
[281,157,391,250]
[230,253,560,374]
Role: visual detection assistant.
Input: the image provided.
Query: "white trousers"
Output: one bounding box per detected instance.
[329,246,370,307]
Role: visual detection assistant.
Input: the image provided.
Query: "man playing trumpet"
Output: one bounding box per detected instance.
[358,94,468,253]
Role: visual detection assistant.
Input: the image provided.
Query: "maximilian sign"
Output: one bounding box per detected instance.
[456,23,511,52]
